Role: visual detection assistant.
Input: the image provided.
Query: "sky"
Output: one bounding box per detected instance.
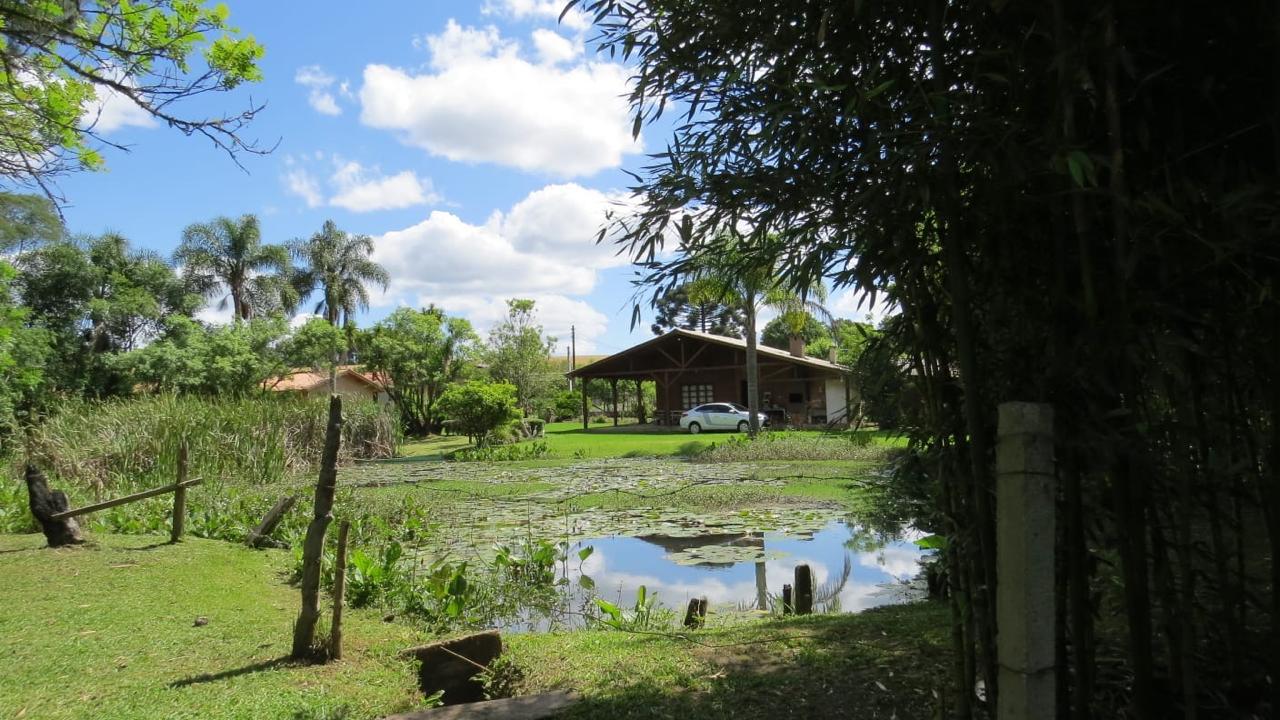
[58,0,887,355]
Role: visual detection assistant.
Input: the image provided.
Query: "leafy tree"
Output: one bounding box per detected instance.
[437,380,519,445]
[0,0,266,195]
[0,193,63,253]
[649,283,744,337]
[280,317,345,373]
[114,314,287,395]
[175,214,295,321]
[361,307,478,435]
[0,259,49,448]
[486,299,555,416]
[761,313,830,352]
[583,1,1280,715]
[16,233,195,395]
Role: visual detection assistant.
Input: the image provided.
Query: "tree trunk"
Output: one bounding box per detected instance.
[292,395,343,660]
[24,465,84,547]
[745,303,761,436]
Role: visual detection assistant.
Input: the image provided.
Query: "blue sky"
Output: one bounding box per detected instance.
[58,0,880,354]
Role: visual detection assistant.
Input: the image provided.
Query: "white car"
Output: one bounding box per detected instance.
[679,403,769,434]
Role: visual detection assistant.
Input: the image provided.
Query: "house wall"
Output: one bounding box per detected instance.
[655,366,840,425]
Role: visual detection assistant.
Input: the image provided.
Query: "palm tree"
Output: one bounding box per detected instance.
[174,214,295,321]
[290,220,389,387]
[686,242,830,436]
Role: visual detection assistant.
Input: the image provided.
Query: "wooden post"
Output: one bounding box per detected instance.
[682,596,708,628]
[330,520,350,661]
[169,441,188,543]
[49,478,203,521]
[782,584,793,615]
[996,402,1056,720]
[635,379,646,424]
[247,496,298,549]
[611,379,619,427]
[794,564,814,615]
[581,379,589,430]
[292,394,343,660]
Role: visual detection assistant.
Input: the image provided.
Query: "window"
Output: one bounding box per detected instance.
[681,384,714,408]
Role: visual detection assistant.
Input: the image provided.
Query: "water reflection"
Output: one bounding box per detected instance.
[556,520,927,624]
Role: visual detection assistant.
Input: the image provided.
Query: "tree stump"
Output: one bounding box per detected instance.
[682,596,708,628]
[25,465,84,547]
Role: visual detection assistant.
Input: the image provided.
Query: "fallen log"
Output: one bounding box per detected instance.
[48,478,202,520]
[246,495,297,549]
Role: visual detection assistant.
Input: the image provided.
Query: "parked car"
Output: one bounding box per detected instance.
[679,403,770,434]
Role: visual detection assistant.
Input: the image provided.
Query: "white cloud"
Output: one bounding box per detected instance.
[532,29,580,64]
[359,21,638,177]
[369,182,632,351]
[830,287,899,326]
[282,155,440,213]
[295,65,343,116]
[329,161,441,212]
[483,0,592,30]
[85,83,156,133]
[283,165,324,208]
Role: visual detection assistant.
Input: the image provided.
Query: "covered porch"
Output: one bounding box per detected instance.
[566,329,850,429]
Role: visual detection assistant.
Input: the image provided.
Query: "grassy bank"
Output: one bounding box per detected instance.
[0,533,424,720]
[0,531,950,720]
[399,421,902,462]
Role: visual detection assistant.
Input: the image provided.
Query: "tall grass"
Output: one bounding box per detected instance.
[692,431,891,463]
[16,394,399,496]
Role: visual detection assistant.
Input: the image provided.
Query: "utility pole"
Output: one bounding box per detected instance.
[567,346,574,391]
[571,325,577,373]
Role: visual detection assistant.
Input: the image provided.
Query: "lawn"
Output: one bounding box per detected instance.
[397,421,901,462]
[0,534,427,720]
[0,531,951,720]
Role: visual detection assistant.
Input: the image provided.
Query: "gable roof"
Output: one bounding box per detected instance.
[567,328,847,379]
[268,366,384,393]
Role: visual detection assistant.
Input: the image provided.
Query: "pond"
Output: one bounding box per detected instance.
[497,520,929,631]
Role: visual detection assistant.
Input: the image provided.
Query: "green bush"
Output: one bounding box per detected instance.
[451,441,549,462]
[692,431,889,463]
[438,381,520,445]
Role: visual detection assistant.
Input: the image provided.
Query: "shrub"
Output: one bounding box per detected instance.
[451,441,549,462]
[692,431,890,463]
[438,381,520,445]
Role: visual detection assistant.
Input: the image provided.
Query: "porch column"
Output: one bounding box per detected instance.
[610,379,619,427]
[581,378,589,430]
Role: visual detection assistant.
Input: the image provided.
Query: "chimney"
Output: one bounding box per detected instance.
[788,335,805,358]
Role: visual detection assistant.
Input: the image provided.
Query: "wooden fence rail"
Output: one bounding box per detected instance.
[48,478,203,521]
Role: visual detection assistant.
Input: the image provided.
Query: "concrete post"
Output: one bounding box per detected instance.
[996,402,1056,719]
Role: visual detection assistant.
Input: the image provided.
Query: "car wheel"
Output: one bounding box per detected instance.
[737,420,749,433]
[688,422,701,435]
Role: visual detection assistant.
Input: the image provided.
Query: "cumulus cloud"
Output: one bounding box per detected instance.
[282,154,440,213]
[295,65,343,116]
[830,287,899,326]
[85,83,156,132]
[532,28,580,64]
[369,182,631,351]
[482,0,592,30]
[359,21,638,177]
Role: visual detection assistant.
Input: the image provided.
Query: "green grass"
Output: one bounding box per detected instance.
[504,601,952,719]
[397,422,902,462]
[0,531,952,720]
[0,533,428,720]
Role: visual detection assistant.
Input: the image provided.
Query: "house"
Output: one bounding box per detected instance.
[565,328,851,428]
[266,366,389,405]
